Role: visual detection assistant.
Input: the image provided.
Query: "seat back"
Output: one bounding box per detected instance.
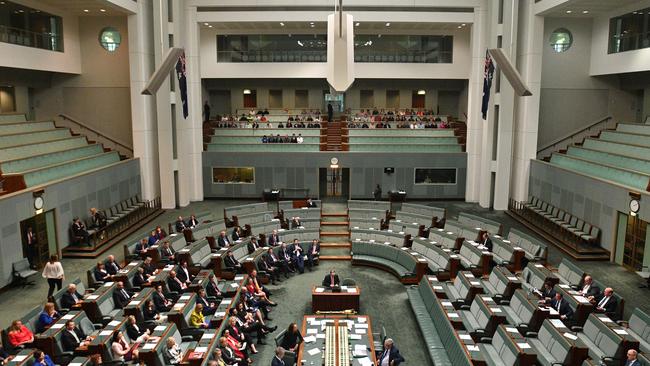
[557,258,585,286]
[628,308,650,343]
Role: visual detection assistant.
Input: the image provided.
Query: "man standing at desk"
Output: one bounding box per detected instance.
[322,270,340,288]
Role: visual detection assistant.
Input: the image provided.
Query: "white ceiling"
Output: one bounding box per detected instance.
[36,0,130,16]
[545,0,645,16]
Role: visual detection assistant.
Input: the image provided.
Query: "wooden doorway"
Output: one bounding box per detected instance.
[622,214,647,270]
[319,168,349,198]
[20,210,58,269]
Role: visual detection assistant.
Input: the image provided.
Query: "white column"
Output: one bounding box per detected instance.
[465,4,488,203]
[128,0,160,201]
[326,12,355,92]
[512,1,543,202]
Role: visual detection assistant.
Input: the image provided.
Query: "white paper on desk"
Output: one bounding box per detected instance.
[354,345,366,352]
[104,281,114,287]
[340,286,348,290]
[442,301,453,307]
[234,275,244,281]
[573,295,590,304]
[179,295,191,300]
[517,343,531,349]
[309,320,321,326]
[316,334,326,339]
[154,326,167,331]
[129,300,141,306]
[62,314,74,320]
[358,357,373,366]
[315,287,325,293]
[50,323,64,329]
[355,323,368,329]
[507,276,518,281]
[465,273,475,278]
[599,317,614,323]
[505,327,518,333]
[355,329,366,334]
[195,346,208,353]
[222,299,232,305]
[142,342,157,350]
[470,281,481,286]
[215,312,226,317]
[482,296,494,302]
[307,348,321,356]
[201,333,215,339]
[347,288,357,293]
[433,286,444,290]
[230,283,239,288]
[303,336,316,343]
[614,329,629,335]
[490,308,503,313]
[559,284,570,289]
[563,332,578,340]
[466,345,479,352]
[459,334,472,340]
[69,363,83,366]
[307,328,318,334]
[448,313,459,318]
[12,356,27,362]
[534,264,544,268]
[550,319,565,328]
[86,295,99,300]
[173,303,185,309]
[357,317,367,323]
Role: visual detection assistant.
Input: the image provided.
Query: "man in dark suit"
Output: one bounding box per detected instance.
[72,218,91,246]
[167,271,186,293]
[133,267,147,288]
[176,261,193,284]
[259,254,280,285]
[217,231,231,248]
[579,275,601,301]
[187,215,200,228]
[279,243,295,272]
[373,184,382,201]
[61,320,89,352]
[376,339,404,366]
[142,257,156,276]
[206,274,223,298]
[594,287,618,316]
[224,250,242,272]
[268,230,280,247]
[540,281,556,302]
[104,255,121,276]
[247,237,261,254]
[112,282,133,309]
[219,338,243,365]
[160,241,175,263]
[196,289,216,315]
[265,248,288,279]
[152,285,172,312]
[175,216,187,233]
[290,217,302,229]
[25,226,37,269]
[272,347,286,366]
[306,198,317,208]
[89,208,107,229]
[322,270,340,288]
[61,284,83,310]
[135,238,150,257]
[550,293,574,323]
[626,349,641,366]
[307,239,320,271]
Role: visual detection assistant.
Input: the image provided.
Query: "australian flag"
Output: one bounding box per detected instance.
[176,52,188,119]
[481,50,495,120]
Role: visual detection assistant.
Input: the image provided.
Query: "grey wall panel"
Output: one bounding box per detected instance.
[529,159,650,253]
[0,159,141,288]
[203,152,467,200]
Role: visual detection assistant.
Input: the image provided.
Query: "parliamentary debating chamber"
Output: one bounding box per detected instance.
[1,0,650,365]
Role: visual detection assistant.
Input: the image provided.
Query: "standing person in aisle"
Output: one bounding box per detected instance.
[42,255,64,299]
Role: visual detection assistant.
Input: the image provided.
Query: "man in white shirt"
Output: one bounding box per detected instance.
[579,276,600,301]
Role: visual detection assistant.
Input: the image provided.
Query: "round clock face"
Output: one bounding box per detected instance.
[330,157,339,165]
[630,199,640,213]
[34,196,44,210]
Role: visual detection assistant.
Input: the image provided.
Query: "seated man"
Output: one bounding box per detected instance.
[265,248,288,279]
[258,254,280,285]
[176,261,194,284]
[322,270,340,288]
[89,208,107,229]
[167,270,187,293]
[175,216,187,233]
[550,292,574,325]
[133,267,148,288]
[93,262,112,283]
[291,239,305,274]
[196,288,217,315]
[142,257,156,277]
[267,230,280,247]
[72,218,91,246]
[152,285,173,312]
[187,215,200,228]
[104,255,121,276]
[113,281,134,309]
[279,243,295,273]
[61,320,91,352]
[579,275,601,302]
[160,241,176,263]
[594,287,617,316]
[306,239,320,271]
[224,250,243,272]
[290,217,302,229]
[306,198,317,208]
[206,273,223,298]
[134,238,150,257]
[247,237,261,254]
[61,283,83,310]
[217,231,231,248]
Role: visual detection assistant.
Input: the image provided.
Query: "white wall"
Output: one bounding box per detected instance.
[590,0,650,76]
[0,0,81,74]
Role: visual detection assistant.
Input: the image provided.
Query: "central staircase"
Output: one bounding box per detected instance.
[319,201,351,260]
[324,120,344,151]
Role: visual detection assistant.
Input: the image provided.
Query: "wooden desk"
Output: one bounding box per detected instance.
[297,315,376,366]
[312,286,360,313]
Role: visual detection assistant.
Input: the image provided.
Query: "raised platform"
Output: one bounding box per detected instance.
[62,208,164,258]
[506,209,610,261]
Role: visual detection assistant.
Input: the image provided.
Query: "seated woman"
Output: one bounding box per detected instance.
[36,303,60,333]
[93,262,112,283]
[280,323,303,353]
[143,299,162,323]
[7,320,34,350]
[125,315,150,343]
[223,330,251,364]
[189,304,209,328]
[32,350,55,366]
[163,337,182,365]
[245,278,275,306]
[111,331,139,362]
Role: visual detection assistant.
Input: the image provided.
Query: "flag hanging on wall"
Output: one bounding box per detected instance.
[481,50,495,120]
[176,52,189,119]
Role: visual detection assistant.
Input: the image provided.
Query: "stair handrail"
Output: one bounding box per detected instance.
[58,114,133,156]
[536,115,613,159]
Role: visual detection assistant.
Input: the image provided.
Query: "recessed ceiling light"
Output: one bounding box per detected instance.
[458,26,462,29]
[208,25,213,28]
[204,22,208,26]
[309,22,314,25]
[461,23,466,26]
[100,8,106,12]
[566,10,572,14]
[385,22,390,27]
[378,34,382,38]
[83,9,89,12]
[355,22,360,26]
[582,10,589,14]
[0,2,5,4]
[280,22,285,26]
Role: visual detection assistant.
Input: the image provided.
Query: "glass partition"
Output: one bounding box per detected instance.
[354,35,453,63]
[212,167,255,184]
[414,168,457,185]
[0,0,63,52]
[609,8,650,54]
[217,34,327,62]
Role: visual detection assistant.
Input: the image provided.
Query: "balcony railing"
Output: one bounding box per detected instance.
[354,50,452,63]
[217,50,326,63]
[0,25,63,52]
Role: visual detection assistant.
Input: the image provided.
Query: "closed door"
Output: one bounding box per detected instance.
[622,214,647,270]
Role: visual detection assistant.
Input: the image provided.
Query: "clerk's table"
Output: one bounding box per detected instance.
[312,285,360,313]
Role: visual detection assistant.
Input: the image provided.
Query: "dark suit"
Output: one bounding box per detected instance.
[322,274,340,287]
[206,280,222,298]
[626,360,641,366]
[224,255,241,270]
[595,295,617,314]
[307,242,320,268]
[197,296,216,315]
[61,327,86,352]
[268,234,280,246]
[113,288,132,309]
[152,291,170,312]
[160,247,175,262]
[175,220,187,233]
[133,273,147,288]
[217,236,231,248]
[135,242,149,254]
[188,218,199,228]
[220,346,239,364]
[126,323,145,341]
[258,256,279,283]
[550,298,574,320]
[93,268,110,283]
[105,261,121,276]
[291,219,302,229]
[247,241,260,254]
[272,356,285,366]
[167,277,184,293]
[142,263,155,276]
[377,346,405,366]
[176,267,192,283]
[61,291,82,310]
[541,287,556,300]
[232,231,240,242]
[580,284,601,298]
